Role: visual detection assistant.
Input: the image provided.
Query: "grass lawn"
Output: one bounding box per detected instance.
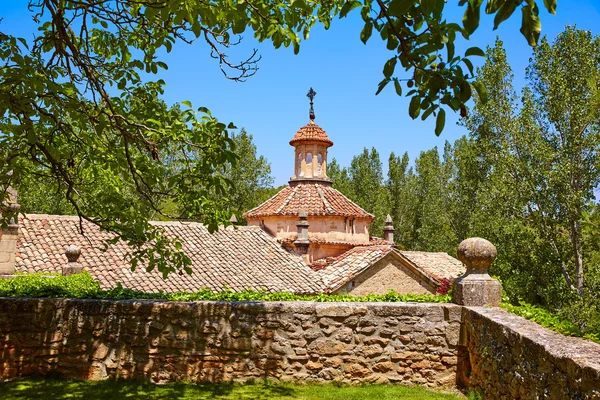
[0,378,465,399]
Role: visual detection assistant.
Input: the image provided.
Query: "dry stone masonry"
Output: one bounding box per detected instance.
[460,307,600,399]
[0,298,460,387]
[0,297,599,399]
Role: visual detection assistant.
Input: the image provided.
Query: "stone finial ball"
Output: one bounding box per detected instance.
[65,245,81,263]
[457,237,497,274]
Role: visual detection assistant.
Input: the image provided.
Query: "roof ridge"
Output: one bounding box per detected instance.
[276,185,297,214]
[243,186,290,218]
[322,186,375,219]
[316,186,335,214]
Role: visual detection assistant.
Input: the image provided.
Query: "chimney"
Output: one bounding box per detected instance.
[0,186,20,275]
[383,214,394,243]
[229,214,238,225]
[294,210,310,263]
[62,245,83,276]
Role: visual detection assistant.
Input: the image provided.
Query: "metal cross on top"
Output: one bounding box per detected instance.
[307,87,316,121]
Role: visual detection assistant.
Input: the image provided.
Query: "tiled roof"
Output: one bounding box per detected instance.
[243,183,374,220]
[15,215,324,294]
[316,246,393,292]
[316,246,465,292]
[289,122,333,147]
[399,251,466,283]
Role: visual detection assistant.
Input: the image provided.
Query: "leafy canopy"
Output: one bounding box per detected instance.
[0,0,555,276]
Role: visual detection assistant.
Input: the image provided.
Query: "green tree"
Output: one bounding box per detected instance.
[213,129,274,218]
[524,27,600,292]
[412,146,456,252]
[328,158,355,198]
[348,148,389,237]
[386,151,417,248]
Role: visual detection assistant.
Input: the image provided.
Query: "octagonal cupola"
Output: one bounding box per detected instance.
[289,88,333,185]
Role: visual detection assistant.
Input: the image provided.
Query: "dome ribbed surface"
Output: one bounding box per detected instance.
[243,183,374,220]
[289,122,333,147]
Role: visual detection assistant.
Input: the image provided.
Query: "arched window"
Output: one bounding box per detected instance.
[298,153,304,176]
[306,152,313,164]
[317,153,323,176]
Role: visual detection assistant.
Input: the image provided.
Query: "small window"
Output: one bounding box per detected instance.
[298,153,304,177]
[317,153,323,176]
[306,153,313,164]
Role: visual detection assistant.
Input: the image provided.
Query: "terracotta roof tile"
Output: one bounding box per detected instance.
[243,183,374,220]
[316,246,393,292]
[15,215,324,294]
[289,122,333,147]
[399,251,466,283]
[316,246,465,293]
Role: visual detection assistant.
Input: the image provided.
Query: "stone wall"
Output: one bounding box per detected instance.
[460,307,600,399]
[0,298,461,386]
[2,297,600,399]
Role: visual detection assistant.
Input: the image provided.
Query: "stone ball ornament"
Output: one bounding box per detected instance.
[457,237,497,274]
[453,237,502,307]
[65,245,82,263]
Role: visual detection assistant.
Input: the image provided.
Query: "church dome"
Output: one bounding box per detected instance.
[289,122,333,147]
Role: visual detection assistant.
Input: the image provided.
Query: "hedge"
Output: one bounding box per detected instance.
[0,272,450,303]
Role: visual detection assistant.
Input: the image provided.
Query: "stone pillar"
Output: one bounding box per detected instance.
[383,214,394,243]
[62,245,84,276]
[0,201,20,275]
[294,210,310,264]
[452,237,502,307]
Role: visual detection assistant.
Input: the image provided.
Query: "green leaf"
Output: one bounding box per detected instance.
[376,79,390,95]
[394,79,403,96]
[493,0,520,30]
[383,57,397,78]
[360,21,373,44]
[421,105,435,120]
[409,96,421,119]
[181,100,192,108]
[465,46,485,57]
[462,0,483,36]
[421,0,444,16]
[520,2,542,46]
[472,81,488,103]
[435,108,445,136]
[447,42,455,62]
[543,0,557,14]
[485,0,502,14]
[191,21,202,38]
[340,1,361,18]
[462,57,475,77]
[459,80,472,102]
[387,0,414,17]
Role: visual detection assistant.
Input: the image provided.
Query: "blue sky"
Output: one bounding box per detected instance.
[3,2,600,185]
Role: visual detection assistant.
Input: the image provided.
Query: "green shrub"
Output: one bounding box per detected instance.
[501,300,600,345]
[0,272,101,298]
[0,272,451,304]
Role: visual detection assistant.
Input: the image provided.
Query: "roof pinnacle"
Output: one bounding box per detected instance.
[307,87,316,122]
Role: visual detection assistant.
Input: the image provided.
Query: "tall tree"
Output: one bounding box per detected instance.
[328,158,355,199]
[525,27,600,292]
[387,152,417,248]
[213,129,274,218]
[412,147,455,252]
[349,148,389,237]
